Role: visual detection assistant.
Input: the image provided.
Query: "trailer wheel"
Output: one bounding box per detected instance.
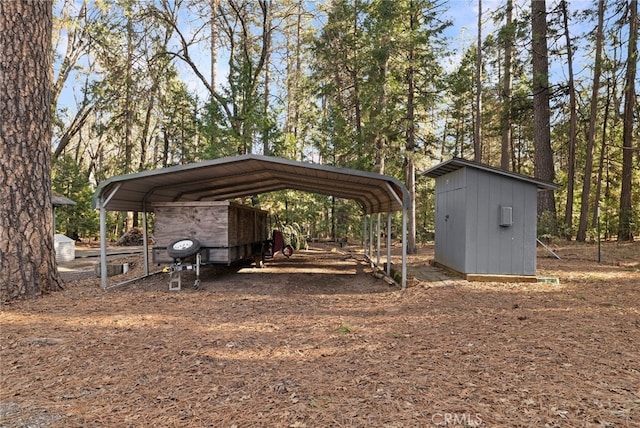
[167,238,201,259]
[282,244,294,258]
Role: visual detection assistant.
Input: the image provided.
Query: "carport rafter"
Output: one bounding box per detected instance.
[174,176,376,212]
[142,176,374,214]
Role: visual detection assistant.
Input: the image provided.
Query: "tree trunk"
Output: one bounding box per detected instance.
[405,4,418,255]
[211,0,220,89]
[560,0,578,240]
[124,12,134,174]
[52,0,88,107]
[162,128,170,167]
[262,0,272,156]
[592,77,612,231]
[294,0,303,149]
[576,0,604,242]
[618,0,637,242]
[0,0,64,301]
[531,0,557,222]
[500,0,513,171]
[351,0,363,147]
[374,59,388,174]
[53,101,95,160]
[474,0,483,162]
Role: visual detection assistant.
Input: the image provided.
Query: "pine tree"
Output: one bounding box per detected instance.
[0,0,64,301]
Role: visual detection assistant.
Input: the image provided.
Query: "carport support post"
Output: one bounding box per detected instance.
[366,214,371,257]
[387,212,392,276]
[97,184,121,291]
[401,207,407,290]
[142,207,149,276]
[369,214,374,265]
[362,217,367,257]
[376,213,381,266]
[99,204,107,290]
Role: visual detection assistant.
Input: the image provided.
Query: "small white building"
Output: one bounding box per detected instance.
[54,234,75,262]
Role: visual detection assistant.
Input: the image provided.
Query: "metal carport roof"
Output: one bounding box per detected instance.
[93,154,409,214]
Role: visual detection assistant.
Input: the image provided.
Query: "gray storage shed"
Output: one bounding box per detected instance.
[422,158,558,280]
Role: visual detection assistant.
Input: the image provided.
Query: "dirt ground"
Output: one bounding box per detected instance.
[1,241,638,427]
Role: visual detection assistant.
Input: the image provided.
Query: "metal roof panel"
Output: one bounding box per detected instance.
[422,157,558,190]
[93,154,410,214]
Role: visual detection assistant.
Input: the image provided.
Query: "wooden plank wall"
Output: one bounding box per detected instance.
[153,201,268,248]
[228,204,268,246]
[153,202,230,247]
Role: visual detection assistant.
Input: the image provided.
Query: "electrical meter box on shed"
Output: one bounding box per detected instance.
[152,201,268,265]
[422,158,557,279]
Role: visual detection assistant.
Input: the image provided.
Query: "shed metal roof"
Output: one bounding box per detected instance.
[422,157,558,190]
[93,154,410,214]
[52,193,76,207]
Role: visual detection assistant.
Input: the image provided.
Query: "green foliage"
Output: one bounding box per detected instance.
[48,0,638,246]
[618,206,638,241]
[200,98,239,159]
[52,155,99,239]
[311,0,451,174]
[415,179,435,243]
[257,191,364,243]
[282,223,308,251]
[159,82,202,165]
[537,210,561,242]
[335,324,352,334]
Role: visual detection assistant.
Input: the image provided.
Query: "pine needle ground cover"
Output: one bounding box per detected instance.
[1,242,638,427]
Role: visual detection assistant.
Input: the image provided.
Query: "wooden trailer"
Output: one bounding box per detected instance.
[152,201,269,266]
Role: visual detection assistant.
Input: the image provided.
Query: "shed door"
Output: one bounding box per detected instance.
[435,187,464,271]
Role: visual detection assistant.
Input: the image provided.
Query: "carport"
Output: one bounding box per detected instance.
[92,154,411,290]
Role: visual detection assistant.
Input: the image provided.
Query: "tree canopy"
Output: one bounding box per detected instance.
[51,0,638,243]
